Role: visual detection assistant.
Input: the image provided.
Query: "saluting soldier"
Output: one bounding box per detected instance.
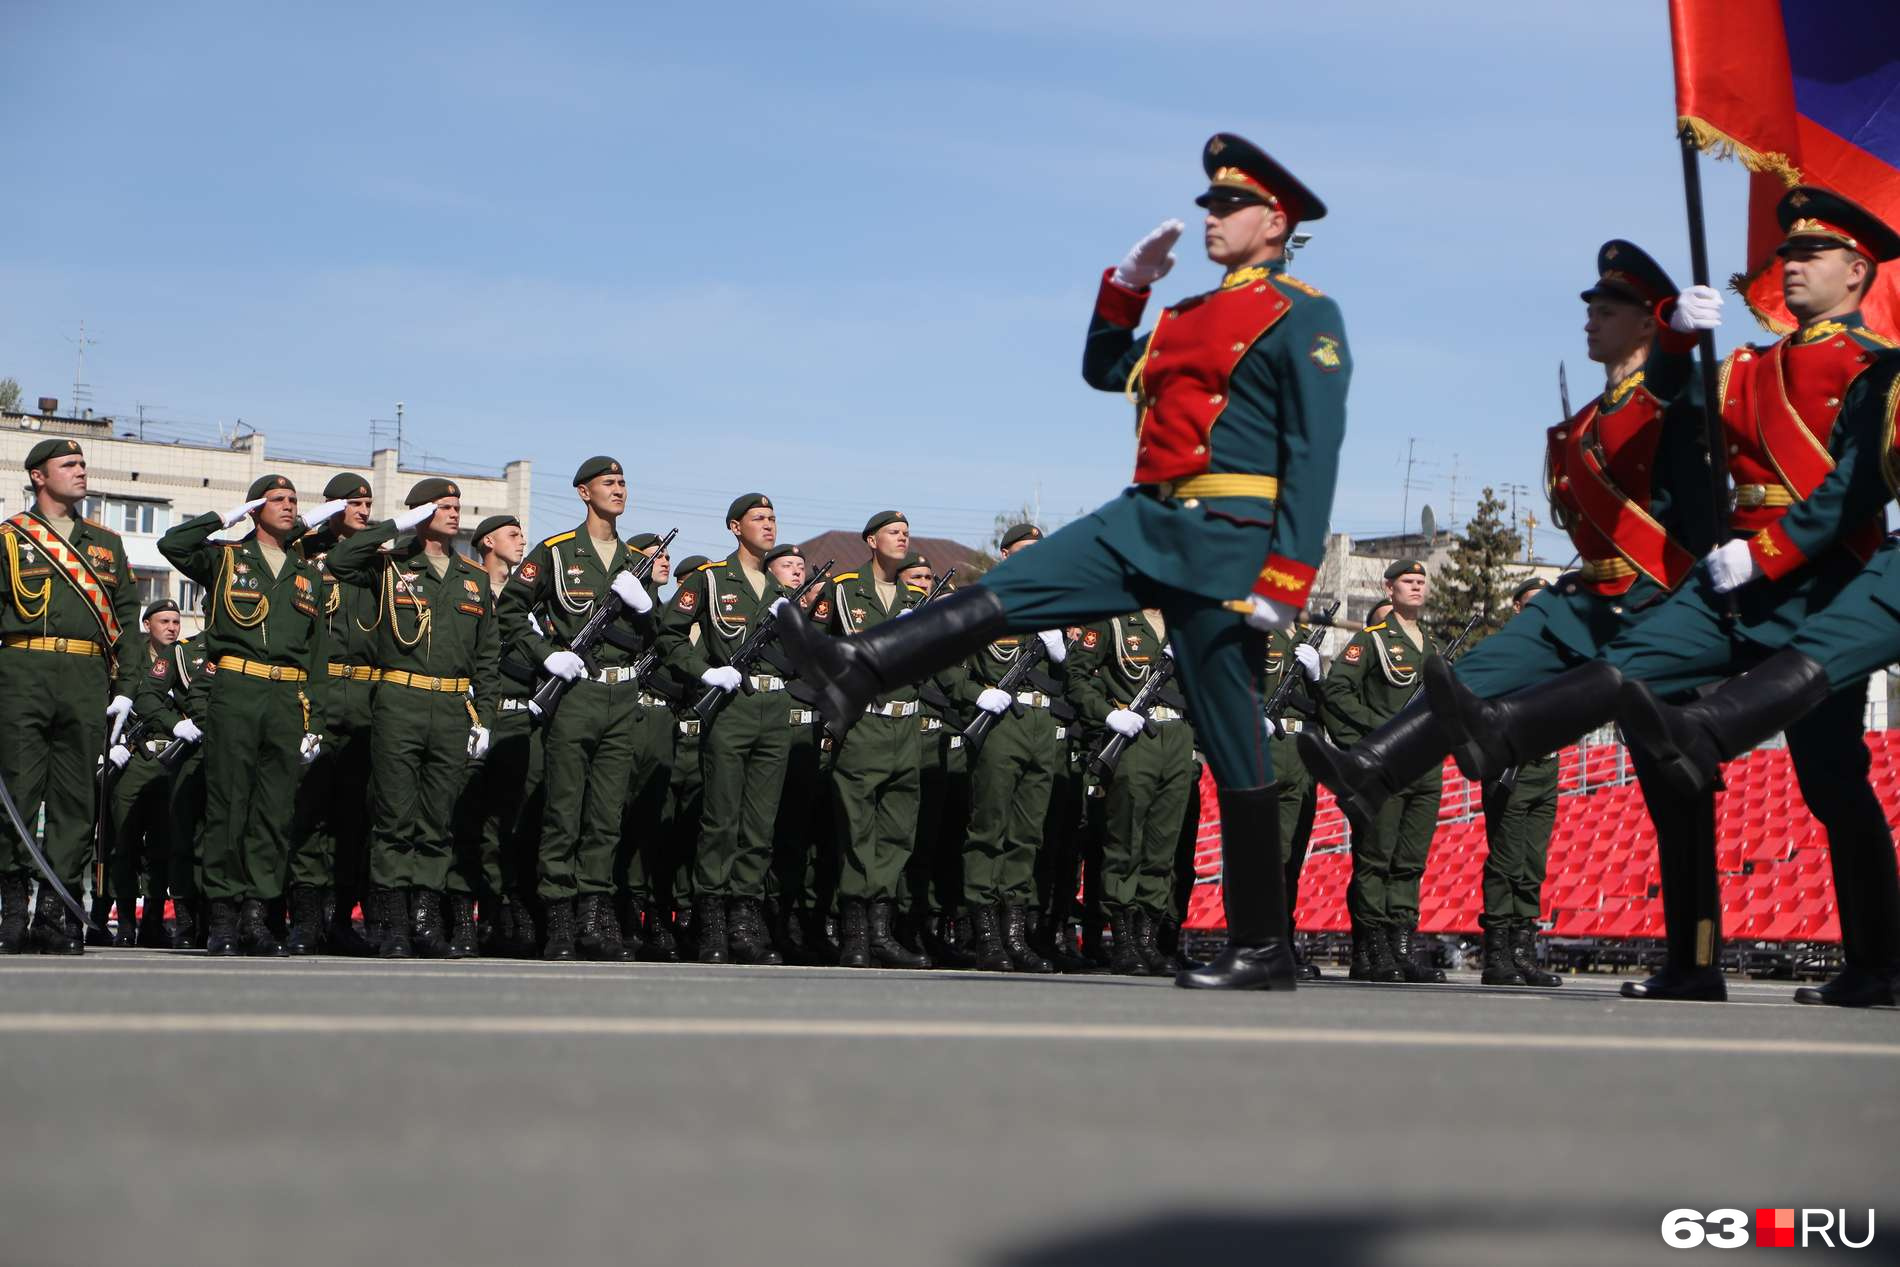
[136,617,213,948]
[499,457,654,961]
[655,494,797,965]
[1321,567,1445,983]
[329,480,499,958]
[1263,621,1324,976]
[158,475,331,956]
[615,529,675,960]
[783,133,1351,991]
[103,599,187,947]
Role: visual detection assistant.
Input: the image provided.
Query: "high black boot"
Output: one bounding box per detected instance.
[205,898,240,956]
[28,886,81,955]
[409,889,450,960]
[447,894,479,959]
[1042,910,1095,974]
[777,587,1009,738]
[138,890,173,948]
[640,902,680,963]
[237,898,287,957]
[1510,921,1562,987]
[88,892,114,947]
[1132,908,1171,977]
[1480,926,1526,985]
[793,907,837,966]
[1361,922,1404,983]
[1298,705,1455,827]
[171,898,201,951]
[576,894,634,962]
[695,897,729,964]
[869,899,929,968]
[836,899,871,968]
[1003,903,1054,974]
[1348,926,1373,981]
[1390,924,1444,983]
[1621,754,1726,1002]
[112,899,139,947]
[1291,939,1322,981]
[1793,965,1897,1008]
[1177,786,1296,990]
[925,911,976,969]
[1156,916,1197,973]
[967,904,1012,972]
[0,872,31,953]
[1426,656,1622,783]
[324,893,376,957]
[541,898,576,961]
[1617,652,1830,800]
[1107,907,1147,976]
[284,885,324,956]
[372,888,413,959]
[508,896,541,959]
[728,897,783,965]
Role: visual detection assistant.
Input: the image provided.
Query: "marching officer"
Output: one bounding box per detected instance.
[781,133,1352,991]
[159,475,331,956]
[1263,618,1325,977]
[104,598,186,947]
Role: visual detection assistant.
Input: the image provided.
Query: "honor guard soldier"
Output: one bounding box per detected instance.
[781,133,1351,991]
[136,619,214,947]
[660,552,711,957]
[1300,238,1725,998]
[499,456,654,961]
[1263,618,1325,977]
[765,542,835,962]
[904,554,976,967]
[616,529,676,959]
[159,475,331,956]
[330,479,500,959]
[0,439,144,954]
[655,493,797,965]
[103,599,186,947]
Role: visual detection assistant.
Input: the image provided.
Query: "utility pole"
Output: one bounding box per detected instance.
[1445,453,1464,532]
[1500,481,1530,532]
[136,402,164,442]
[1399,438,1436,541]
[67,321,98,418]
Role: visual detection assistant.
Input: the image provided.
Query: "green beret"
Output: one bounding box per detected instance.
[626,532,661,551]
[573,455,623,486]
[897,552,929,572]
[999,523,1042,551]
[726,493,772,523]
[142,599,180,621]
[862,510,907,537]
[247,474,295,500]
[406,477,460,507]
[323,472,371,501]
[1512,577,1549,604]
[675,555,710,575]
[762,543,804,566]
[24,437,83,470]
[1383,558,1426,582]
[471,515,518,548]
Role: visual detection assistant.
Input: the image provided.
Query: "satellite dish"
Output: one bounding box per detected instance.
[1420,505,1437,543]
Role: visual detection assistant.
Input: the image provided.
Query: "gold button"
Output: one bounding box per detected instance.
[1739,352,1752,361]
[1729,444,1740,454]
[269,666,283,681]
[1193,444,1207,455]
[1555,430,1567,440]
[1826,396,1840,407]
[1183,498,1201,508]
[1231,342,1245,352]
[1209,394,1223,404]
[54,638,66,653]
[1558,476,1570,487]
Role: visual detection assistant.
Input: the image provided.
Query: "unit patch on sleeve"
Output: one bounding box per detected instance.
[1309,334,1344,372]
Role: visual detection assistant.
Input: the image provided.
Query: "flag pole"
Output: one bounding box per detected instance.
[1677,122,1733,549]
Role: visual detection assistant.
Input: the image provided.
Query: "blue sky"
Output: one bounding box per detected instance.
[1,0,1754,564]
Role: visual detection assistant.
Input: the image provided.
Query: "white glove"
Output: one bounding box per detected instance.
[301,498,349,528]
[220,497,267,528]
[392,500,439,532]
[106,694,134,722]
[299,733,322,765]
[1037,630,1067,663]
[172,718,203,743]
[543,650,585,681]
[107,744,131,770]
[701,665,742,693]
[1112,219,1185,290]
[1105,709,1145,738]
[1243,595,1297,632]
[467,726,491,760]
[976,687,1012,715]
[1293,643,1321,680]
[1705,539,1762,593]
[611,571,654,614]
[1669,284,1724,333]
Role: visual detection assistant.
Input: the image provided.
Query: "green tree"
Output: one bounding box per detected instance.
[1425,486,1526,653]
[0,378,20,413]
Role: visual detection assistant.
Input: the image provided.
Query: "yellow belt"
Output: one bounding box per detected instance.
[381,670,470,693]
[1732,483,1795,509]
[327,663,382,681]
[2,634,102,657]
[216,655,308,682]
[1578,557,1637,582]
[1155,473,1280,502]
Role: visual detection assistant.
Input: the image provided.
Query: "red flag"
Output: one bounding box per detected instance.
[1670,0,1900,336]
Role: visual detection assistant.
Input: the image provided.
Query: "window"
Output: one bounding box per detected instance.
[179,580,205,617]
[134,569,169,610]
[79,495,169,537]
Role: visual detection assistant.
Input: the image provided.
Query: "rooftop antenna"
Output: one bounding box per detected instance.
[1399,437,1436,539]
[67,320,98,418]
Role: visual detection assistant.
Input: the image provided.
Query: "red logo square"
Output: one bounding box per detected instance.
[1756,1208,1795,1248]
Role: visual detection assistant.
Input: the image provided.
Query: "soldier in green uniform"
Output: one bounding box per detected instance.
[612,529,676,960]
[655,494,796,965]
[1322,565,1445,983]
[159,475,330,956]
[1035,658,1093,973]
[102,599,186,946]
[905,556,975,966]
[660,553,710,957]
[1066,609,1193,975]
[136,621,212,947]
[0,438,142,954]
[1476,578,1563,988]
[812,511,930,968]
[288,472,377,954]
[766,543,834,962]
[782,134,1351,991]
[1263,620,1325,977]
[330,480,499,958]
[499,457,653,961]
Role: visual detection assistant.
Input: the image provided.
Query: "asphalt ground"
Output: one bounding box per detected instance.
[1,953,1896,1267]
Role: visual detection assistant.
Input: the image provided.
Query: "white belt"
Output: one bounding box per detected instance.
[1275,717,1304,735]
[748,674,786,692]
[921,716,942,733]
[638,692,668,708]
[866,700,920,718]
[141,738,170,755]
[789,708,815,726]
[500,698,531,713]
[1015,690,1053,708]
[678,718,702,736]
[1148,706,1182,722]
[590,665,641,685]
[948,736,963,750]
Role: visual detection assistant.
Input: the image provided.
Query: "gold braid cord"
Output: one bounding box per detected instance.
[2,529,52,622]
[382,562,431,650]
[218,547,269,629]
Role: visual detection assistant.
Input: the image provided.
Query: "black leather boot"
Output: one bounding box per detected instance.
[1622,759,1725,1002]
[728,897,783,965]
[408,889,450,960]
[204,898,239,956]
[1510,921,1562,986]
[324,893,375,957]
[574,894,606,960]
[777,587,1008,738]
[1291,939,1322,981]
[1362,922,1404,983]
[372,888,413,959]
[640,902,680,963]
[1156,916,1198,973]
[1132,908,1171,976]
[137,891,173,948]
[0,872,31,953]
[578,894,635,962]
[89,892,114,947]
[1349,926,1373,981]
[695,897,729,964]
[836,899,871,968]
[284,884,324,956]
[508,896,541,959]
[171,899,200,951]
[28,887,80,954]
[1618,652,1830,800]
[1107,907,1147,976]
[238,898,287,957]
[1043,910,1095,974]
[1480,926,1526,985]
[927,912,977,970]
[1426,656,1622,783]
[1177,786,1296,990]
[1390,924,1444,983]
[1793,965,1897,1008]
[794,907,838,965]
[541,897,576,961]
[1003,903,1054,974]
[967,904,1012,972]
[447,894,479,959]
[868,899,929,968]
[112,899,139,947]
[1298,704,1455,827]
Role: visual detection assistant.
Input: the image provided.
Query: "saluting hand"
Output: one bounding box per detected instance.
[1669,285,1724,334]
[1112,219,1185,290]
[301,499,350,528]
[392,499,442,533]
[220,498,268,528]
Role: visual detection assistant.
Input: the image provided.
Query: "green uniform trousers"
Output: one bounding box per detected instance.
[199,672,304,902]
[667,720,704,912]
[169,748,206,901]
[289,674,374,890]
[831,711,922,902]
[1100,718,1194,915]
[1271,730,1318,931]
[1169,761,1203,926]
[695,687,792,900]
[538,678,640,901]
[452,699,541,900]
[1036,737,1087,925]
[108,747,171,908]
[1348,769,1442,930]
[906,728,968,915]
[367,686,473,891]
[1480,756,1558,928]
[963,706,1060,906]
[617,699,677,905]
[770,718,828,913]
[0,648,106,893]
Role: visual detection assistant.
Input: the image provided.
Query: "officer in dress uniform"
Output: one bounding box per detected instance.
[782,133,1351,990]
[103,599,186,947]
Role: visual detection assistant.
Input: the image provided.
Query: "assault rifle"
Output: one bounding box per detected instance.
[95,714,158,880]
[1263,599,1341,737]
[916,566,957,607]
[691,560,835,723]
[1086,650,1179,780]
[530,527,678,721]
[961,629,1076,754]
[1401,605,1487,711]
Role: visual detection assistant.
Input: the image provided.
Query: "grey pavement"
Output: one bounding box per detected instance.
[0,952,1895,1267]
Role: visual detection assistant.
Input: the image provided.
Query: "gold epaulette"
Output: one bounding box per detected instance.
[1273,273,1324,298]
[832,571,860,583]
[1364,621,1387,632]
[83,517,108,532]
[542,530,577,547]
[905,584,928,595]
[1853,326,1899,349]
[696,560,720,572]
